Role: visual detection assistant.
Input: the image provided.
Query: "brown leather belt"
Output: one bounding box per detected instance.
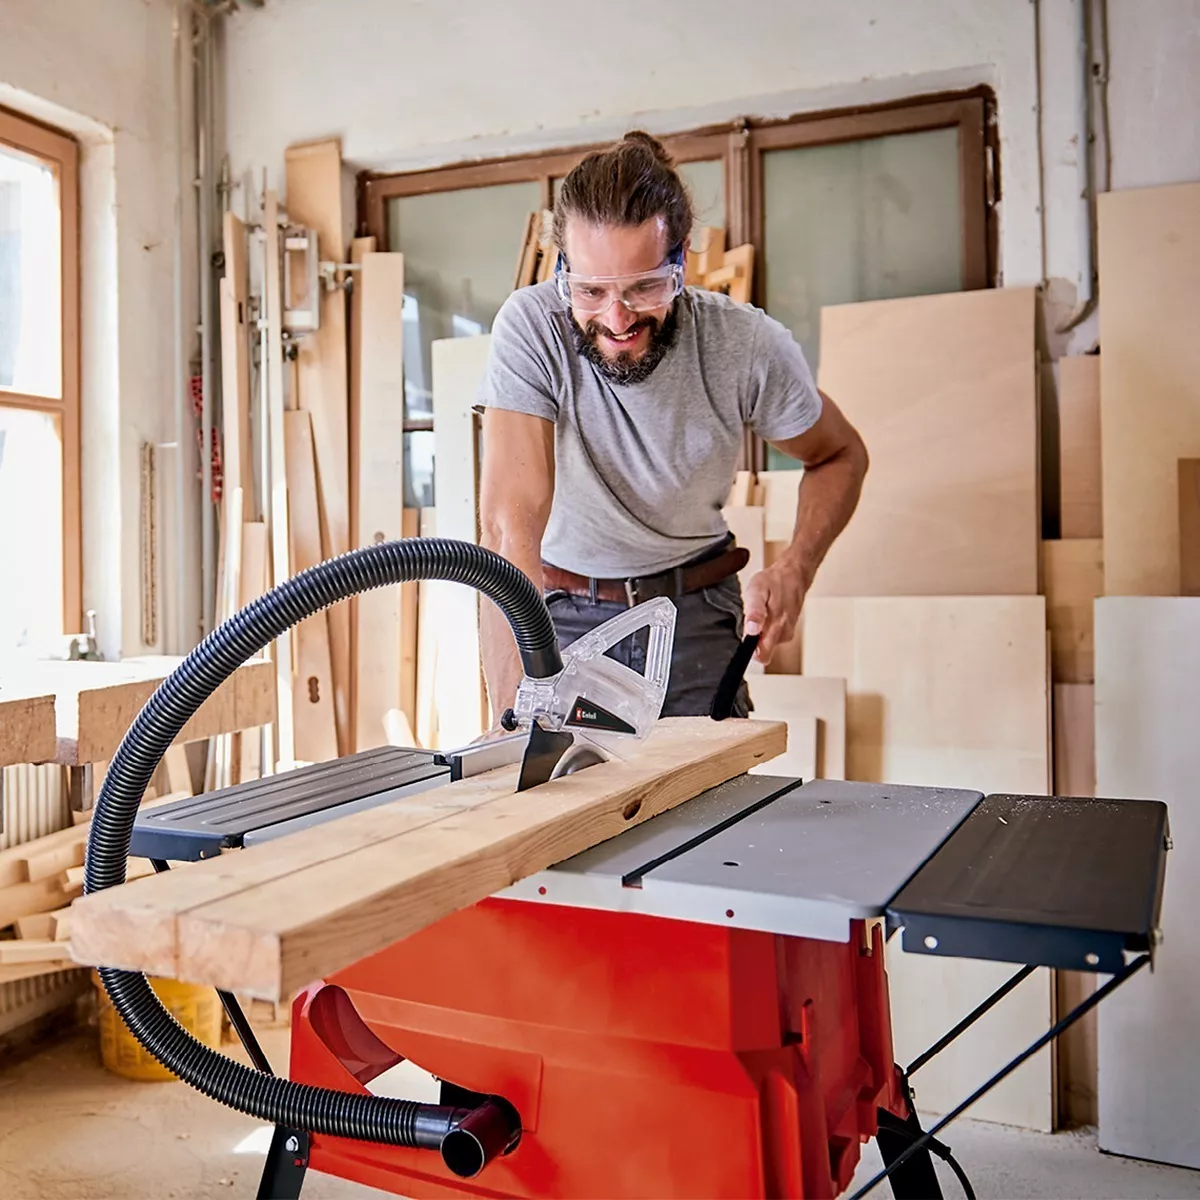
[543,546,750,606]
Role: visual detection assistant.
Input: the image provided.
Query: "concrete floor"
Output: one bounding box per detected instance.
[2,1020,1199,1199]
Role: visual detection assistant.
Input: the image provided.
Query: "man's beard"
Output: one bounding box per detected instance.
[571,304,679,386]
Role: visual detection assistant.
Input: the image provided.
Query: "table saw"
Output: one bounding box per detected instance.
[128,749,1167,1199]
[73,537,1170,1200]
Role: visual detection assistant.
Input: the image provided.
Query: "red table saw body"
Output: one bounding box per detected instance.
[289,897,905,1199]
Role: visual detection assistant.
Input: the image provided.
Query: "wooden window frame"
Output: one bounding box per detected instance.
[0,105,82,633]
[359,88,996,456]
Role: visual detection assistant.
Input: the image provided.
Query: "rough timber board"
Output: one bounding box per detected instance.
[1098,183,1200,596]
[286,138,352,754]
[813,288,1039,596]
[802,595,1053,1131]
[1096,598,1200,1168]
[69,718,787,999]
[0,688,56,767]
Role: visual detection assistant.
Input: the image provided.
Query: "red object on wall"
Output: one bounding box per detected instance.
[289,898,905,1199]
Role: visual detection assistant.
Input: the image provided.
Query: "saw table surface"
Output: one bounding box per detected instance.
[501,777,982,942]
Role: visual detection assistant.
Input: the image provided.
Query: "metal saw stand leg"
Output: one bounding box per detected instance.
[850,953,1151,1199]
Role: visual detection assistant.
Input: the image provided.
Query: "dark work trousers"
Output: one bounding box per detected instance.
[545,571,751,718]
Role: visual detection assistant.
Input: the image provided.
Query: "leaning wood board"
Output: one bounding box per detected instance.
[1042,539,1104,684]
[1180,459,1200,597]
[431,335,491,748]
[283,410,339,764]
[1098,183,1200,596]
[0,658,274,767]
[1095,598,1200,1168]
[69,717,786,999]
[220,212,254,503]
[286,138,352,755]
[354,252,407,751]
[1058,356,1101,539]
[803,595,1053,1131]
[400,508,420,736]
[746,674,846,779]
[0,686,56,767]
[813,288,1039,596]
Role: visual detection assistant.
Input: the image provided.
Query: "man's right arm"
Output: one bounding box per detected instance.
[478,407,557,723]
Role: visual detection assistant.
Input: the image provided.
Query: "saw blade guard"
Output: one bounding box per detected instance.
[510,597,676,751]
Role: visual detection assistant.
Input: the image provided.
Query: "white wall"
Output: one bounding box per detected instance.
[223,0,1200,354]
[0,0,200,660]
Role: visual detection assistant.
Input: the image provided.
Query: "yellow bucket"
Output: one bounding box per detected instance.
[93,971,224,1082]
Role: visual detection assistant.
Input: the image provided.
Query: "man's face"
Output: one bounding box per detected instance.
[561,216,679,385]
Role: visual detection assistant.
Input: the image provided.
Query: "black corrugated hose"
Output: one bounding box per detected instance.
[84,540,560,1160]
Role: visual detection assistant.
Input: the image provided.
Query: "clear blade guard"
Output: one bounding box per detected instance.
[510,597,676,751]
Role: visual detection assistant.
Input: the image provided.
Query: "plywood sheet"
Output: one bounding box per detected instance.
[286,138,352,754]
[1098,183,1200,596]
[758,470,802,543]
[746,674,846,779]
[431,336,491,748]
[722,505,764,582]
[1058,356,1101,539]
[354,252,406,752]
[1043,539,1104,683]
[803,595,1052,1130]
[70,717,787,999]
[813,288,1039,596]
[1095,598,1200,1167]
[1052,683,1095,798]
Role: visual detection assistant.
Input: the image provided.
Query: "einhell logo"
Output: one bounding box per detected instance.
[566,697,635,735]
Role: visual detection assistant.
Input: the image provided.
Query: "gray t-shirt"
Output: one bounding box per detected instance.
[478,281,822,577]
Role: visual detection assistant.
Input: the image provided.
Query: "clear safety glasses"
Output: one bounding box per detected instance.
[554,246,686,315]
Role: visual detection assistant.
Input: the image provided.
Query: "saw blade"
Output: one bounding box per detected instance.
[516,722,576,792]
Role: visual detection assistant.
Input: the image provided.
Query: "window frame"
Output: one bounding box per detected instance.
[358,89,996,463]
[0,104,82,633]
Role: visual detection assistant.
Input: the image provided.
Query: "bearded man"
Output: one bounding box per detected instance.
[476,131,868,721]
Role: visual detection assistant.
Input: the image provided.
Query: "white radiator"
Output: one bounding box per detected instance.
[0,763,87,1036]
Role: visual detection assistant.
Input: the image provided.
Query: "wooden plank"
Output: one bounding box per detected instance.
[264,189,295,770]
[0,962,81,988]
[1051,680,1097,1129]
[283,410,340,764]
[0,688,56,767]
[814,288,1039,596]
[221,213,254,504]
[758,470,802,543]
[1058,356,1101,539]
[400,508,420,736]
[1095,598,1200,1167]
[1180,459,1200,597]
[0,939,74,966]
[286,138,352,755]
[355,252,407,752]
[1053,683,1095,798]
[431,336,491,748]
[512,212,537,290]
[69,717,785,998]
[746,674,846,780]
[415,507,438,750]
[721,505,764,583]
[347,235,376,752]
[0,875,72,929]
[14,912,55,939]
[1043,539,1104,684]
[233,521,270,783]
[726,470,753,507]
[1099,183,1200,595]
[803,595,1052,1131]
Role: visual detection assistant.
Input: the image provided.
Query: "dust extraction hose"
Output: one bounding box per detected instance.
[84,540,561,1166]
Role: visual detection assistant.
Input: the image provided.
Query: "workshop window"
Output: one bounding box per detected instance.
[360,90,993,482]
[0,106,80,651]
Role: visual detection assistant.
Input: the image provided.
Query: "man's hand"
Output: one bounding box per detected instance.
[742,557,808,664]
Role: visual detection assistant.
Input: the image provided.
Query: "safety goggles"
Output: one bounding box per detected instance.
[554,244,685,315]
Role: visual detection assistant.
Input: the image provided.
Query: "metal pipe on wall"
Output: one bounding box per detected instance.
[171,0,190,653]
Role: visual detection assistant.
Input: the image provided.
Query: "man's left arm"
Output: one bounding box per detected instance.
[743,392,868,663]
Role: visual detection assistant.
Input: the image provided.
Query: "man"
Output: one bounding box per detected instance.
[477,130,867,721]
